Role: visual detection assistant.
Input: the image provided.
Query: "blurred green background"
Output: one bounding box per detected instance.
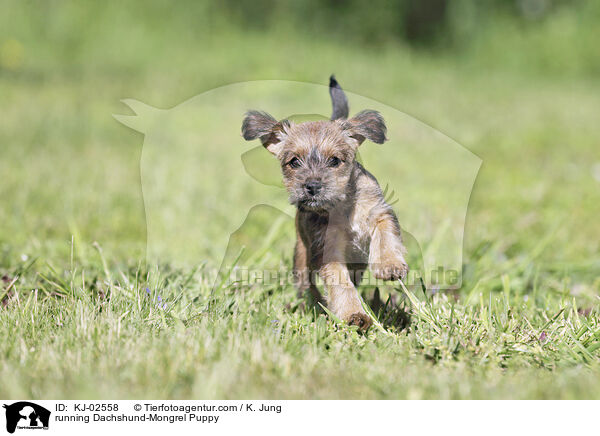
[1,0,599,269]
[1,0,600,399]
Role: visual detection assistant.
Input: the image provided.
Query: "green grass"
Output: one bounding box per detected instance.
[1,246,599,399]
[1,1,600,399]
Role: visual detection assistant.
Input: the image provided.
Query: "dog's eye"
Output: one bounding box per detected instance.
[328,157,341,168]
[288,157,301,169]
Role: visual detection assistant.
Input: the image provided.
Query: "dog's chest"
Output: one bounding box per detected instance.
[346,203,372,260]
[299,206,372,263]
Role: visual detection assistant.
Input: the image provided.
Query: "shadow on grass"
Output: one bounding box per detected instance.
[363,287,411,332]
[288,286,411,332]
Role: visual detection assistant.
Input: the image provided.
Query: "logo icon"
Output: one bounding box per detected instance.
[3,402,50,434]
[114,81,481,290]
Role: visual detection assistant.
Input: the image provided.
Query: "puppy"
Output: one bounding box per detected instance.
[242,76,408,329]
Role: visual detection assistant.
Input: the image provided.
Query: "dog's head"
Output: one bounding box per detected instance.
[241,77,387,213]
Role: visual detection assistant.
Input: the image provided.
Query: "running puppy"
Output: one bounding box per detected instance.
[242,76,408,329]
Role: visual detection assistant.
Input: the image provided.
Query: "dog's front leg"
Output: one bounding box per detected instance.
[320,262,371,329]
[319,224,371,329]
[293,230,323,306]
[369,210,408,281]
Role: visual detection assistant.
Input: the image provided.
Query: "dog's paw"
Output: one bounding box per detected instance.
[371,261,408,282]
[347,312,372,330]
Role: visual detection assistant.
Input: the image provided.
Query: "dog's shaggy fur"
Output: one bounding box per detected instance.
[242,76,408,329]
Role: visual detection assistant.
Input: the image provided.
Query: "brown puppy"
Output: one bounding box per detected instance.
[242,76,408,329]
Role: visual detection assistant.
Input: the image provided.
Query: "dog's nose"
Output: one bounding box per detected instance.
[304,180,322,196]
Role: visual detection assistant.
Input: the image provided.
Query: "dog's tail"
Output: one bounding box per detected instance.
[329,75,349,120]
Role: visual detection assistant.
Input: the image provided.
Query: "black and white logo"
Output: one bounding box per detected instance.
[3,402,50,433]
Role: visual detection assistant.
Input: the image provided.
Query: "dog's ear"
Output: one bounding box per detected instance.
[341,110,387,145]
[242,111,290,155]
